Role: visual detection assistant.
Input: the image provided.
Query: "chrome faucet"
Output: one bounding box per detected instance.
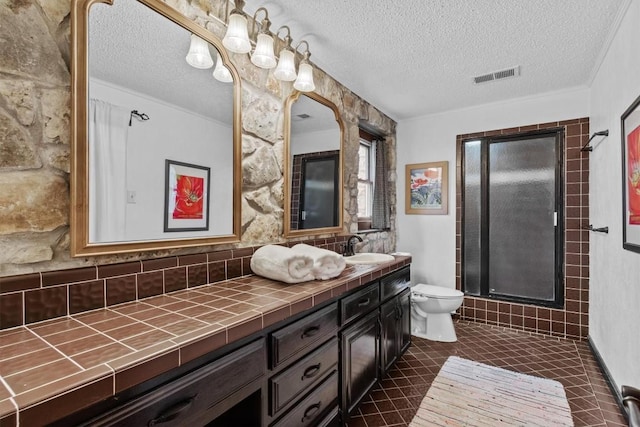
[343,235,363,256]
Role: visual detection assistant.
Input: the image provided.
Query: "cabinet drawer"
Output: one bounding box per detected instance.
[270,338,338,416]
[273,370,338,427]
[380,266,410,301]
[271,303,338,368]
[85,339,265,427]
[341,282,379,325]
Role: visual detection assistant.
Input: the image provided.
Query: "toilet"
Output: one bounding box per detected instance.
[410,284,464,342]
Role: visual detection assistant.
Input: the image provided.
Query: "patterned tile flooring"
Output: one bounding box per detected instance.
[347,321,627,427]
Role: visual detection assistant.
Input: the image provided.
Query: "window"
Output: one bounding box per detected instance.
[358,129,376,229]
[462,129,564,307]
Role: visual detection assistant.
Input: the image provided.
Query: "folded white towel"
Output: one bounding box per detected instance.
[291,243,346,280]
[250,245,315,284]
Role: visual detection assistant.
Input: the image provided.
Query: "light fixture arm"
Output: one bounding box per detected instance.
[276,25,293,51]
[295,40,311,61]
[226,0,246,21]
[251,7,271,36]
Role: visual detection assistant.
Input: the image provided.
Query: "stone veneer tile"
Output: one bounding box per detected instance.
[24,286,67,324]
[0,273,40,294]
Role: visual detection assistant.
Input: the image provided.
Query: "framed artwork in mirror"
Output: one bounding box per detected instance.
[622,94,640,253]
[405,161,448,215]
[164,160,210,232]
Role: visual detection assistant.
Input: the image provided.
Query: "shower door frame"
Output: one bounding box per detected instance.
[461,128,565,308]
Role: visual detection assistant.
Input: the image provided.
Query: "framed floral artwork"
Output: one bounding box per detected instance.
[622,94,640,253]
[405,161,448,215]
[164,160,210,232]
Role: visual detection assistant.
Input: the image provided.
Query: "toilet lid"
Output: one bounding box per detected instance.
[411,284,463,298]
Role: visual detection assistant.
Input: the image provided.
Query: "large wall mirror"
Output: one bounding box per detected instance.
[284,92,344,237]
[71,0,241,256]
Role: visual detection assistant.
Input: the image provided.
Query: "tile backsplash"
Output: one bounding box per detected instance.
[0,237,349,330]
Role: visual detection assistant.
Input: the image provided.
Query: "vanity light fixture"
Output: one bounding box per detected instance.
[218,0,316,91]
[222,0,251,54]
[293,41,315,92]
[212,52,233,83]
[250,8,276,69]
[186,34,214,69]
[273,26,297,81]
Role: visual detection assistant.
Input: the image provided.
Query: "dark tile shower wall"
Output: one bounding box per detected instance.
[0,237,350,331]
[290,150,340,230]
[455,118,590,340]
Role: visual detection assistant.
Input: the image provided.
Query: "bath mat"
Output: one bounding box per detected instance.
[409,356,573,427]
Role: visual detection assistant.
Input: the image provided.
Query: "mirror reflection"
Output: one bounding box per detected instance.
[72,0,241,255]
[285,92,343,236]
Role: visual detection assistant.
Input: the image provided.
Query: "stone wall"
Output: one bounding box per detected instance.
[0,0,397,277]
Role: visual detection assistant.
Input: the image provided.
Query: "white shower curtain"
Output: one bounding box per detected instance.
[89,99,129,242]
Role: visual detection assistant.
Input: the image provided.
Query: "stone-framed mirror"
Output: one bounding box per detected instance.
[284,91,344,237]
[71,0,242,256]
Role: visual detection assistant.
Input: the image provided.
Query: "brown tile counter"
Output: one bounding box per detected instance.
[0,256,410,426]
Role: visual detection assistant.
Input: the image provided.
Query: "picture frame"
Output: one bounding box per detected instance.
[622,94,640,253]
[164,160,210,232]
[405,161,448,215]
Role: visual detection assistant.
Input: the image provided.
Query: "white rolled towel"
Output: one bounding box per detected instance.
[291,243,346,280]
[250,245,315,284]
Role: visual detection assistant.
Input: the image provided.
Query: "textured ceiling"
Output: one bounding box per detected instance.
[90,0,627,123]
[246,0,626,120]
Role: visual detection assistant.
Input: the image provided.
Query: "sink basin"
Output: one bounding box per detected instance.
[344,253,395,265]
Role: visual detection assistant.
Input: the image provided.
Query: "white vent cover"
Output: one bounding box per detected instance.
[473,66,521,84]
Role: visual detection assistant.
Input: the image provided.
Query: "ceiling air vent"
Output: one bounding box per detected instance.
[473,66,520,84]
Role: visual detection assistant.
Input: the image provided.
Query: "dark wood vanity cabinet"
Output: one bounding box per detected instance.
[340,310,380,417]
[340,266,412,422]
[380,288,411,375]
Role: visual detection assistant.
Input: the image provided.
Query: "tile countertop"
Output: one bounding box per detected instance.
[0,256,410,426]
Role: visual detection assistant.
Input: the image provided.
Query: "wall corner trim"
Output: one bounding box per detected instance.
[588,335,627,420]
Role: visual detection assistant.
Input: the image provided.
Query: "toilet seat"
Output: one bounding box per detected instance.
[411,284,463,299]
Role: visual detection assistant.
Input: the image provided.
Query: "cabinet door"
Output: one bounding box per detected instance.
[340,310,379,417]
[398,289,412,355]
[380,298,399,375]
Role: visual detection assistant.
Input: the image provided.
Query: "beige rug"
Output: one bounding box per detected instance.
[409,356,573,427]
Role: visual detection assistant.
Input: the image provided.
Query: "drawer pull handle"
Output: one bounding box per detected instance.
[301,326,320,338]
[357,298,371,307]
[301,363,321,380]
[148,395,196,426]
[301,402,321,422]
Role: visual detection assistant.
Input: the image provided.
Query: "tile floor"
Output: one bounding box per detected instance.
[347,320,627,427]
